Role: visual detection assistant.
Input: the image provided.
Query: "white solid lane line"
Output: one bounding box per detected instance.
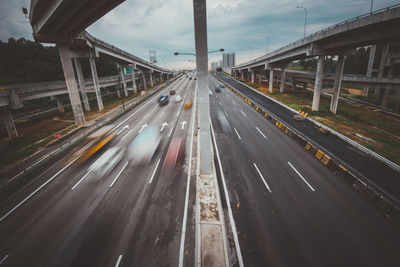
[287,162,316,192]
[148,158,161,184]
[256,127,267,139]
[71,170,92,190]
[240,110,247,117]
[0,255,8,265]
[115,255,123,267]
[168,126,174,137]
[120,129,133,141]
[0,158,78,222]
[253,163,272,193]
[211,123,244,267]
[178,82,197,267]
[110,161,129,187]
[224,111,229,118]
[234,127,241,140]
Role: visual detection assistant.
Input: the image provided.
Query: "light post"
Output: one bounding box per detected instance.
[370,0,374,13]
[265,34,270,53]
[297,6,307,38]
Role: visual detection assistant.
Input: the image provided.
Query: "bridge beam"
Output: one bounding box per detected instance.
[1,108,18,138]
[312,56,325,111]
[269,69,274,93]
[59,46,85,125]
[330,55,346,115]
[74,58,90,112]
[89,53,104,110]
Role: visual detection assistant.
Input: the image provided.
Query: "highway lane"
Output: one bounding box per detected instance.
[209,75,400,267]
[215,72,400,205]
[0,74,197,266]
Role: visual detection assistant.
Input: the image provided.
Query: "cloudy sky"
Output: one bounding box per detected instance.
[1,0,398,69]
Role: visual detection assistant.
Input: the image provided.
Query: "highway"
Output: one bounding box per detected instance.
[209,74,400,267]
[0,75,197,267]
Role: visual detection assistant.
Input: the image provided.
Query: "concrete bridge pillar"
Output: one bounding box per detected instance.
[142,72,147,90]
[149,72,154,87]
[130,64,137,93]
[241,71,244,80]
[330,55,346,115]
[280,67,286,93]
[363,45,376,97]
[53,96,65,113]
[269,69,274,93]
[251,71,255,84]
[312,56,325,111]
[291,78,297,92]
[375,43,390,97]
[118,65,128,97]
[59,46,85,125]
[10,90,23,110]
[89,53,104,111]
[1,108,18,138]
[74,58,90,112]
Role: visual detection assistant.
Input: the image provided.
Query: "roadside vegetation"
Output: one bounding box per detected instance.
[233,77,400,165]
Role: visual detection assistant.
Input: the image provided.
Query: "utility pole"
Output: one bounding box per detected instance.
[193,0,212,174]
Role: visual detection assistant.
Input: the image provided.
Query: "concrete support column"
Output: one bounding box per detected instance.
[10,90,23,110]
[1,108,18,138]
[291,78,297,92]
[59,46,85,125]
[376,43,390,97]
[363,45,376,97]
[74,58,90,111]
[330,55,346,114]
[118,65,128,97]
[142,72,147,90]
[251,71,255,84]
[269,69,274,93]
[130,64,137,93]
[241,71,244,80]
[89,54,104,111]
[55,96,64,113]
[149,72,154,87]
[280,67,286,93]
[312,56,325,111]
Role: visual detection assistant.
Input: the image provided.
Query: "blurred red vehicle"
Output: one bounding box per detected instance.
[163,138,184,169]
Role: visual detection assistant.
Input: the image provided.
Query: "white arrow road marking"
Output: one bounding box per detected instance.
[160,122,168,132]
[180,121,187,130]
[139,124,148,133]
[117,125,129,135]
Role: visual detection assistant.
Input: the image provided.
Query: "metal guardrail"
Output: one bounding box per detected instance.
[234,4,400,69]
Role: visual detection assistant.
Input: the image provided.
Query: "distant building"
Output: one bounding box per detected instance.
[149,50,157,64]
[222,52,235,73]
[211,60,222,70]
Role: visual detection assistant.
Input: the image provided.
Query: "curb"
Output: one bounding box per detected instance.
[213,73,400,227]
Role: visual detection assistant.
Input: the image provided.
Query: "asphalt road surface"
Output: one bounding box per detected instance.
[0,74,197,267]
[209,74,400,267]
[215,72,400,206]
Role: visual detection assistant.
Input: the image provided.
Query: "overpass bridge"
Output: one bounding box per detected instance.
[1,0,175,138]
[232,4,400,115]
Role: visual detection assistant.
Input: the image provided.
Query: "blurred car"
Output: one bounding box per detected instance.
[128,126,161,165]
[189,77,192,80]
[89,146,124,177]
[220,83,225,88]
[158,95,169,106]
[170,90,176,95]
[163,138,184,169]
[175,95,182,102]
[194,78,197,80]
[215,86,221,93]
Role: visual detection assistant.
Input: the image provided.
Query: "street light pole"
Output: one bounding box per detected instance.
[297,6,307,38]
[370,0,374,14]
[193,0,212,174]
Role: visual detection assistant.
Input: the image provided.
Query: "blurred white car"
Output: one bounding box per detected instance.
[128,126,161,165]
[89,146,124,177]
[175,95,182,102]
